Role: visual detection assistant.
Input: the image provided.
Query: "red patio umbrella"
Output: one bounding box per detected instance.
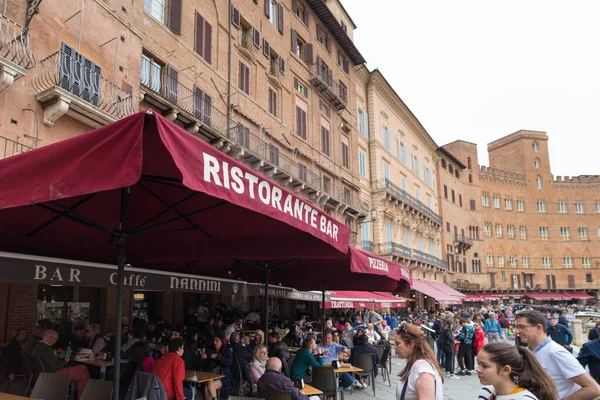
[0,110,410,396]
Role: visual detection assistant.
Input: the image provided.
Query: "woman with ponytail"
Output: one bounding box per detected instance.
[476,342,557,400]
[394,323,444,400]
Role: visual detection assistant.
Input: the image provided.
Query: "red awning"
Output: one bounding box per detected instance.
[424,281,466,298]
[525,293,569,301]
[411,279,463,304]
[565,292,594,300]
[0,111,411,292]
[464,294,485,302]
[324,291,406,308]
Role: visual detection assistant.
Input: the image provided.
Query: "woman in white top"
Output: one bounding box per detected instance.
[476,342,557,400]
[394,323,444,400]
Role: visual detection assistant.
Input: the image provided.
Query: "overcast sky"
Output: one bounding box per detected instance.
[341,0,600,177]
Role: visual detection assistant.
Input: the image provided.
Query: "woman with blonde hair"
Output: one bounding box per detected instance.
[248,344,268,389]
[394,323,444,400]
[477,342,557,400]
[248,329,265,352]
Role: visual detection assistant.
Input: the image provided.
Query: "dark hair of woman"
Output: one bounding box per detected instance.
[396,324,445,383]
[214,332,228,352]
[131,341,150,365]
[481,342,557,400]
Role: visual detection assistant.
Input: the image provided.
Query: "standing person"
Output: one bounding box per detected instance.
[440,320,457,379]
[197,302,209,328]
[588,321,600,342]
[244,309,261,331]
[577,326,600,384]
[498,312,510,341]
[153,338,186,400]
[559,311,570,327]
[473,323,485,355]
[484,313,502,343]
[515,310,600,399]
[394,323,444,400]
[548,317,573,349]
[456,319,475,376]
[224,317,244,341]
[476,342,557,400]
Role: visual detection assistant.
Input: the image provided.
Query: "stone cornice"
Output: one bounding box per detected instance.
[488,130,548,151]
[368,71,439,156]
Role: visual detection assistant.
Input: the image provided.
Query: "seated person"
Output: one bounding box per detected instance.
[283,323,302,348]
[152,338,186,400]
[317,330,357,389]
[230,331,253,385]
[268,331,290,362]
[249,344,268,390]
[23,326,45,356]
[199,333,234,400]
[85,324,107,354]
[120,341,153,397]
[257,357,319,400]
[290,338,323,382]
[365,323,381,342]
[249,330,265,352]
[349,334,380,387]
[121,329,140,359]
[31,330,90,399]
[4,328,26,381]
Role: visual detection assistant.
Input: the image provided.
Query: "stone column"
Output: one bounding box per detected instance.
[572,319,584,346]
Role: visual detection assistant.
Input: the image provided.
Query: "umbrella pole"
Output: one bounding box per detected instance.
[263,265,269,344]
[321,286,325,337]
[113,187,129,399]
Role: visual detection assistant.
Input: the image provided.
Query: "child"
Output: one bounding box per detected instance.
[476,342,557,400]
[473,323,485,355]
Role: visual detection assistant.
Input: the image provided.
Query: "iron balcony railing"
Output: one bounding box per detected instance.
[308,63,347,110]
[33,50,134,119]
[322,179,360,210]
[0,14,35,69]
[378,242,448,270]
[1,135,33,160]
[455,234,474,247]
[380,179,442,226]
[361,240,374,252]
[140,57,230,136]
[227,125,322,190]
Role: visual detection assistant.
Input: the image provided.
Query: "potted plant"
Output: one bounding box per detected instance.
[341,121,351,133]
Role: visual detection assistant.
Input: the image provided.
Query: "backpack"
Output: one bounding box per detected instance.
[499,317,508,328]
[461,326,475,345]
[124,371,168,400]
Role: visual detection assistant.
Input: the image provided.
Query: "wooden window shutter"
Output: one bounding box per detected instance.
[296,106,302,137]
[568,275,575,288]
[264,0,270,17]
[294,77,298,88]
[279,57,286,74]
[166,65,178,104]
[168,0,182,35]
[231,6,241,28]
[343,59,349,74]
[244,64,250,94]
[546,275,551,289]
[238,61,244,91]
[195,13,204,56]
[303,85,308,97]
[303,9,309,26]
[292,0,298,12]
[291,29,297,53]
[253,28,261,48]
[302,109,307,138]
[253,0,258,3]
[263,39,270,58]
[204,22,212,64]
[304,43,313,65]
[277,4,284,34]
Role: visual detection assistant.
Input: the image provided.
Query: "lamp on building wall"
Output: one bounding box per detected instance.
[371,210,377,221]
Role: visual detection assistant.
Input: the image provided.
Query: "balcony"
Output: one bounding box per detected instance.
[322,180,363,216]
[140,58,231,141]
[379,179,442,226]
[454,234,474,250]
[237,30,257,60]
[267,57,284,86]
[378,242,448,270]
[0,14,35,95]
[33,49,135,128]
[308,63,346,111]
[226,125,322,194]
[1,135,33,160]
[361,240,374,252]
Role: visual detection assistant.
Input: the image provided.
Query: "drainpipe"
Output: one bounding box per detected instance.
[226,0,232,135]
[366,76,377,247]
[22,108,40,148]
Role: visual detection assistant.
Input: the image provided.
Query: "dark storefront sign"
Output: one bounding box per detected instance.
[0,254,328,301]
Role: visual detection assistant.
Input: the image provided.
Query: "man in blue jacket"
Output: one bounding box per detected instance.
[577,327,600,384]
[548,317,573,346]
[483,312,502,342]
[257,357,315,400]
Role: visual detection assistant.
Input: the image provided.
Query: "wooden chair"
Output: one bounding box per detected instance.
[30,372,70,400]
[80,379,114,400]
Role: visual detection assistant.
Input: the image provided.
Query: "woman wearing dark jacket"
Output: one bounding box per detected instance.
[183,330,201,370]
[120,341,151,399]
[440,320,456,378]
[199,332,233,400]
[589,321,600,341]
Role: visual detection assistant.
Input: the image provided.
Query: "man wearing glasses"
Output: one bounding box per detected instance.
[515,310,600,400]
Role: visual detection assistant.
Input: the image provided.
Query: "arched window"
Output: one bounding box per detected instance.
[534,158,541,168]
[448,164,454,174]
[467,157,472,169]
[441,159,447,169]
[533,142,539,152]
[455,170,460,179]
[536,176,543,189]
[469,174,473,183]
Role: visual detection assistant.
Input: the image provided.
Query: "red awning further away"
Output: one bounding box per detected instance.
[0,111,412,292]
[464,294,485,302]
[324,291,406,309]
[525,293,569,301]
[425,281,466,298]
[411,279,463,304]
[565,292,594,300]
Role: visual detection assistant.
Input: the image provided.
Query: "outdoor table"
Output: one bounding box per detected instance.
[325,364,363,374]
[0,394,41,400]
[300,383,323,396]
[288,347,301,353]
[185,371,225,400]
[77,357,126,380]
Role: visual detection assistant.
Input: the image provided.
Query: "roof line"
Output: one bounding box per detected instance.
[437,146,466,169]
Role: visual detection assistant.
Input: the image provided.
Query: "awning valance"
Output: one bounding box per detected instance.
[411,279,463,304]
[565,292,594,300]
[525,293,569,301]
[323,291,406,309]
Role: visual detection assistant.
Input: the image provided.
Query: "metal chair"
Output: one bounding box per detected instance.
[22,353,45,396]
[231,355,244,396]
[281,358,290,378]
[80,379,114,400]
[353,352,376,396]
[311,366,344,400]
[378,346,391,387]
[259,387,293,400]
[30,372,70,400]
[287,354,296,372]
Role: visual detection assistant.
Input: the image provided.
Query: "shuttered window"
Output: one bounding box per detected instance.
[167,0,182,34]
[195,13,212,64]
[321,126,330,156]
[231,5,240,28]
[341,135,349,168]
[268,87,277,116]
[238,61,250,95]
[296,106,307,139]
[59,42,102,106]
[263,39,271,58]
[292,0,309,26]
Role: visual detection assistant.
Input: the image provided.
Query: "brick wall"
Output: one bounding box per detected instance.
[100,287,132,334]
[0,283,37,342]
